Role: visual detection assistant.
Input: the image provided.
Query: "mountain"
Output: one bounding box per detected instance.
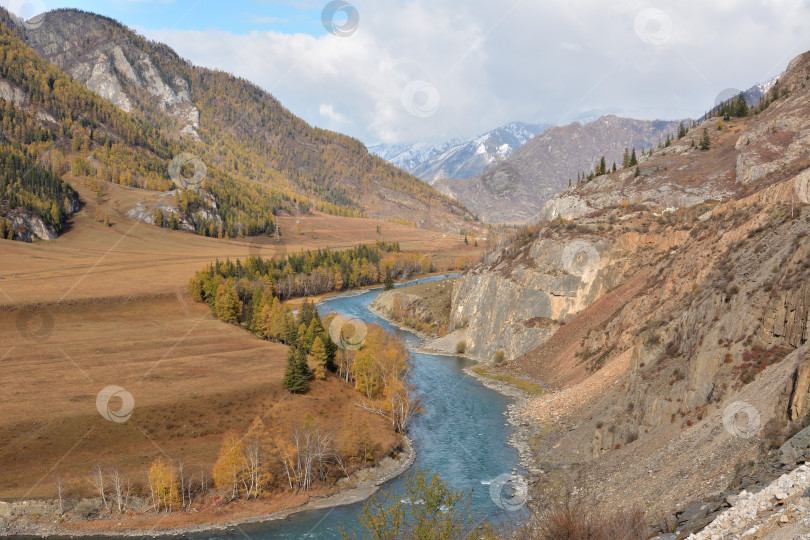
[0,8,473,241]
[705,75,780,118]
[434,115,685,223]
[367,139,461,177]
[448,50,810,534]
[369,121,549,184]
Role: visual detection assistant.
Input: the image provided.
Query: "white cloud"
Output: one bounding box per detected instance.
[142,0,810,145]
[319,102,347,124]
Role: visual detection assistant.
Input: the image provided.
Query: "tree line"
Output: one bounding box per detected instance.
[187,242,435,311]
[0,142,78,235]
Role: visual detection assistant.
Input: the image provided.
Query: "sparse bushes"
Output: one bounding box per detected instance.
[643,331,661,347]
[517,485,648,540]
[456,341,466,354]
[74,499,98,518]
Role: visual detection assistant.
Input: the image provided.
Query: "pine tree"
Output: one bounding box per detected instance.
[248,288,265,334]
[302,317,323,353]
[311,336,328,380]
[622,148,630,168]
[629,148,638,166]
[699,128,710,150]
[634,166,640,178]
[323,333,338,372]
[219,286,242,324]
[153,209,164,228]
[612,161,617,173]
[384,272,394,290]
[285,313,298,345]
[599,155,606,176]
[297,300,317,329]
[282,346,311,393]
[678,122,687,139]
[733,93,748,117]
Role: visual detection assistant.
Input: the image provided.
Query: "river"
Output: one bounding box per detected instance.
[200,275,525,538]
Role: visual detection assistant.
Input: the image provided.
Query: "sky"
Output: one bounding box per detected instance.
[3,0,810,146]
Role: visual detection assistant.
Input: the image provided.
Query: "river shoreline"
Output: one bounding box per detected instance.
[0,436,415,538]
[366,300,545,480]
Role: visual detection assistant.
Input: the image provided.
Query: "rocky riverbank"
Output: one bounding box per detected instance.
[368,282,546,480]
[0,437,415,538]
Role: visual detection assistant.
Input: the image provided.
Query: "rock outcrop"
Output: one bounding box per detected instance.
[6,208,57,241]
[23,18,201,140]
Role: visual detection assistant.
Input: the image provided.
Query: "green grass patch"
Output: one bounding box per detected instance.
[472,367,544,396]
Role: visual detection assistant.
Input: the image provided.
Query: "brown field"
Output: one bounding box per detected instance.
[0,178,482,501]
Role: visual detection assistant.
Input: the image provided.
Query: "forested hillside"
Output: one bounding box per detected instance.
[1,8,473,237]
[0,142,78,237]
[0,19,283,238]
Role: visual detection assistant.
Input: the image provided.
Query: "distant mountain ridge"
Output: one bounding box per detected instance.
[369,121,549,184]
[433,115,685,224]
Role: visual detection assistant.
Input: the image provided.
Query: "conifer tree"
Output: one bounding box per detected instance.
[282,346,311,393]
[384,272,394,290]
[622,148,630,168]
[629,148,638,166]
[311,336,328,380]
[303,317,323,352]
[733,92,748,117]
[323,333,338,372]
[285,313,298,345]
[699,128,711,150]
[215,284,241,324]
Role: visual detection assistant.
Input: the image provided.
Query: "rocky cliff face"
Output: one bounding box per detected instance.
[21,13,200,140]
[451,50,810,530]
[6,208,57,241]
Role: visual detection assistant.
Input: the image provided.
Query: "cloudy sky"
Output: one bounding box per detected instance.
[6,0,810,145]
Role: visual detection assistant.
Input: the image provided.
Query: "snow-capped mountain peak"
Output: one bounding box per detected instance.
[369,121,549,184]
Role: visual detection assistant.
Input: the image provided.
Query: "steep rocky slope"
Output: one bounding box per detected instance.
[450,51,810,533]
[0,8,473,232]
[435,116,684,223]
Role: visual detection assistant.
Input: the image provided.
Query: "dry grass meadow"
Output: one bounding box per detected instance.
[0,177,481,499]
